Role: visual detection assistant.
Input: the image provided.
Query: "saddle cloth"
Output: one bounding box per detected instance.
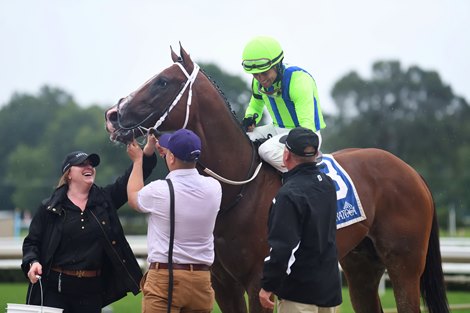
[318,154,366,229]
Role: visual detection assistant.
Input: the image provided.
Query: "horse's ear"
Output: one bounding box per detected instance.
[170,46,180,63]
[179,42,194,72]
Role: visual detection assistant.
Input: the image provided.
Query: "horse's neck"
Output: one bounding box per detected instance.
[199,116,255,177]
[193,84,257,185]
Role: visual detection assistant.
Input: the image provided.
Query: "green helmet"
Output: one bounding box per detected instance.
[242,36,284,74]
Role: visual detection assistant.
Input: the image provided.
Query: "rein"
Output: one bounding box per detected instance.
[202,161,262,185]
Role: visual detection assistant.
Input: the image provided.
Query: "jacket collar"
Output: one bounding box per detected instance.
[44,185,68,216]
[44,184,102,215]
[282,162,318,183]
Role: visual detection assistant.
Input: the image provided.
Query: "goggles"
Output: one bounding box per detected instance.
[241,58,273,72]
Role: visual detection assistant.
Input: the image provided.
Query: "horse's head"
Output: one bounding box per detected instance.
[105,44,198,143]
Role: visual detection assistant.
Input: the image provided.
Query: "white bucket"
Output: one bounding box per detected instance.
[5,303,63,313]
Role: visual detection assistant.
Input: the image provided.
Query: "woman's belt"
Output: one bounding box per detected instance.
[51,267,101,278]
[149,262,210,271]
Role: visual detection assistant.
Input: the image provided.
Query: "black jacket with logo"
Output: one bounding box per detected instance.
[261,162,342,307]
[22,154,157,307]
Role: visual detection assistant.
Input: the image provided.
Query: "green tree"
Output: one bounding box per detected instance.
[324,60,470,224]
[0,86,75,210]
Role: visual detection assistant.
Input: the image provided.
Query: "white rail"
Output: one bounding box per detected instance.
[1,236,470,273]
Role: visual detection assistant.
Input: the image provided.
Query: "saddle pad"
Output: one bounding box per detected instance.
[318,154,366,229]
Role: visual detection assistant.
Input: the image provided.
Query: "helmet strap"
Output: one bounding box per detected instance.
[274,62,284,84]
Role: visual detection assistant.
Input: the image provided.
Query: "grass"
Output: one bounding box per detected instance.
[1,283,469,312]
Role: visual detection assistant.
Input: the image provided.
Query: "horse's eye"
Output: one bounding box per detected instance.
[156,79,168,88]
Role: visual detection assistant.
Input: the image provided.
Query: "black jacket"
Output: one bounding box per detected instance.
[21,153,157,307]
[261,162,342,307]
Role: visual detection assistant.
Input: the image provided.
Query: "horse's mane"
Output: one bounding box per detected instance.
[198,65,248,135]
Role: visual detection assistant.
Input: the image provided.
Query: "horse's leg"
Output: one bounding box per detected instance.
[340,238,386,313]
[375,237,425,313]
[211,259,248,313]
[244,267,273,313]
[370,197,432,312]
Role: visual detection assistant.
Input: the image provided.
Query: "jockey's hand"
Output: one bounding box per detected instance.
[242,114,258,132]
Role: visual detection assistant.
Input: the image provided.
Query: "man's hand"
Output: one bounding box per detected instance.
[127,140,144,162]
[259,288,275,309]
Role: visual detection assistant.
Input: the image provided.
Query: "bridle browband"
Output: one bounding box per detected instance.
[116,61,262,186]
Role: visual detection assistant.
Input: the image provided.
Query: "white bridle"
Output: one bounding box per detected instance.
[150,62,200,131]
[119,61,262,185]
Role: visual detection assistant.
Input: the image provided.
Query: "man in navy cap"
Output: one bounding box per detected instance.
[259,126,342,313]
[126,129,222,313]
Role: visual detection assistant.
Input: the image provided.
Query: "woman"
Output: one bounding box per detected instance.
[21,137,157,313]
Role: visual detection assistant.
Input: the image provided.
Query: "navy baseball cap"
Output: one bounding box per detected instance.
[279,127,319,157]
[61,151,100,173]
[159,129,201,162]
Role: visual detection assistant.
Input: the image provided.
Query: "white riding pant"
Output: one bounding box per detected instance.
[247,124,322,173]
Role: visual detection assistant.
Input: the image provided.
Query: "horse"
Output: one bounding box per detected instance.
[104,45,449,313]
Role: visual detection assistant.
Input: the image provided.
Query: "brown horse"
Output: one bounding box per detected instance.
[105,45,449,313]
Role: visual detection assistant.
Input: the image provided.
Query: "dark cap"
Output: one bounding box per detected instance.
[61,151,100,173]
[159,129,201,162]
[279,127,319,157]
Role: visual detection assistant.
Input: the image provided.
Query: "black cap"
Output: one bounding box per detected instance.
[279,127,319,157]
[61,151,100,173]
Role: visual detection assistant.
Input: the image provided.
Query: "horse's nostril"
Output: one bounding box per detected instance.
[107,110,118,122]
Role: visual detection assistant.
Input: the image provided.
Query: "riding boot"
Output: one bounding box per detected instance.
[253,138,269,150]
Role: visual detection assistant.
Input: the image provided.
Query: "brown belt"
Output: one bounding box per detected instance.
[149,262,210,271]
[52,267,101,278]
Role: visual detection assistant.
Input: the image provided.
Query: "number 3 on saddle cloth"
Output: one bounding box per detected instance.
[318,154,367,229]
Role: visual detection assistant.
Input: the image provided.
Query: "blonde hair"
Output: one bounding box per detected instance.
[56,169,71,188]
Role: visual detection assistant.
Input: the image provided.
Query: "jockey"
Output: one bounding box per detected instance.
[241,36,326,172]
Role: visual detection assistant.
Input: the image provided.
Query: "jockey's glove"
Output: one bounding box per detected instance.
[242,114,258,131]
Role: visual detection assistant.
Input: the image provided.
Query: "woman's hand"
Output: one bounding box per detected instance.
[28,262,42,284]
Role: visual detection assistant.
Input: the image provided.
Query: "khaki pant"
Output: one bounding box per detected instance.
[278,299,339,313]
[140,268,214,313]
